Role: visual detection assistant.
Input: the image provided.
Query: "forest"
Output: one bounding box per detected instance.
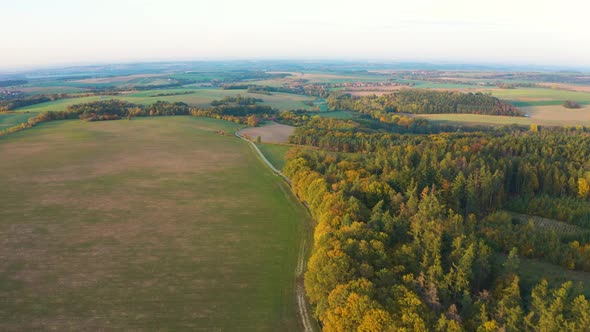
[327,90,522,116]
[283,115,590,331]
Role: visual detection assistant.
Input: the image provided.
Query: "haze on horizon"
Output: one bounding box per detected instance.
[1,0,589,70]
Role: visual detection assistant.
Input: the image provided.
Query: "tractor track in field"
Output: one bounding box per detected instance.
[235,130,316,332]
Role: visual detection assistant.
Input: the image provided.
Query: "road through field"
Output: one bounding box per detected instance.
[235,130,317,332]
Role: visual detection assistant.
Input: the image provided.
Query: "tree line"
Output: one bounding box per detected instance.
[327,89,522,116]
[1,97,277,137]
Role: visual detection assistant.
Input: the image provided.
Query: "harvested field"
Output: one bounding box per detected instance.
[522,105,590,126]
[238,122,295,143]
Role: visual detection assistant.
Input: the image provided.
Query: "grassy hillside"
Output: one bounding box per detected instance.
[0,117,311,331]
[0,112,37,128]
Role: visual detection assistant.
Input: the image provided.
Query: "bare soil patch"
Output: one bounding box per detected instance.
[523,105,590,125]
[238,122,295,143]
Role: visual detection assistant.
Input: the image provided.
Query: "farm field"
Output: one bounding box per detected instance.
[0,112,36,128]
[262,72,391,85]
[238,122,295,144]
[488,87,590,107]
[0,117,312,331]
[13,88,316,113]
[413,113,532,126]
[521,105,590,126]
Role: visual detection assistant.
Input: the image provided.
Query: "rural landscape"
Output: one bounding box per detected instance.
[2,0,590,331]
[2,60,590,331]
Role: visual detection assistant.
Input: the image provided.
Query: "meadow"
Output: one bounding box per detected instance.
[0,117,313,331]
[515,257,590,298]
[257,143,294,170]
[0,112,36,128]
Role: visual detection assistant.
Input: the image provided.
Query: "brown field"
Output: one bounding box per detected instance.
[238,122,295,143]
[523,105,590,125]
[538,83,590,93]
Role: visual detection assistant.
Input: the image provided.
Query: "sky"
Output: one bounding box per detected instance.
[1,0,589,70]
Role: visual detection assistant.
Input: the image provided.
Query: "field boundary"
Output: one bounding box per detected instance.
[235,130,317,332]
[235,131,292,185]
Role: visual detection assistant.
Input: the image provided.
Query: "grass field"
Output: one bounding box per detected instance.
[413,113,532,126]
[258,144,294,170]
[489,87,590,107]
[414,104,590,127]
[315,111,354,119]
[514,257,590,299]
[0,117,312,331]
[14,88,316,113]
[0,112,36,128]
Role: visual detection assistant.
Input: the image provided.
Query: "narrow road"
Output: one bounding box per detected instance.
[235,130,316,332]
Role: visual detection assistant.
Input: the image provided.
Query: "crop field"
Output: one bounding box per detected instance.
[413,113,532,126]
[14,88,316,113]
[522,105,590,126]
[254,71,390,86]
[0,117,312,331]
[239,122,295,144]
[489,87,590,106]
[0,112,36,128]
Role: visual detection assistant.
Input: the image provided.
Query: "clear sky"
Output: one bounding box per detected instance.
[1,0,589,69]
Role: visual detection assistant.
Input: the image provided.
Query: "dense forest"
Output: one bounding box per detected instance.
[327,90,522,117]
[283,116,590,331]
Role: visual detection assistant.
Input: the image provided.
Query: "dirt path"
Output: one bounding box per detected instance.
[235,131,316,332]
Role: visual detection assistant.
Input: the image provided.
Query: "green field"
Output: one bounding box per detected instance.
[414,113,532,126]
[315,110,354,119]
[0,112,36,128]
[14,88,316,113]
[0,117,312,330]
[489,87,590,107]
[258,143,294,170]
[514,257,590,299]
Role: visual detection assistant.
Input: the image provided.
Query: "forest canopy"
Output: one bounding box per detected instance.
[327,89,522,116]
